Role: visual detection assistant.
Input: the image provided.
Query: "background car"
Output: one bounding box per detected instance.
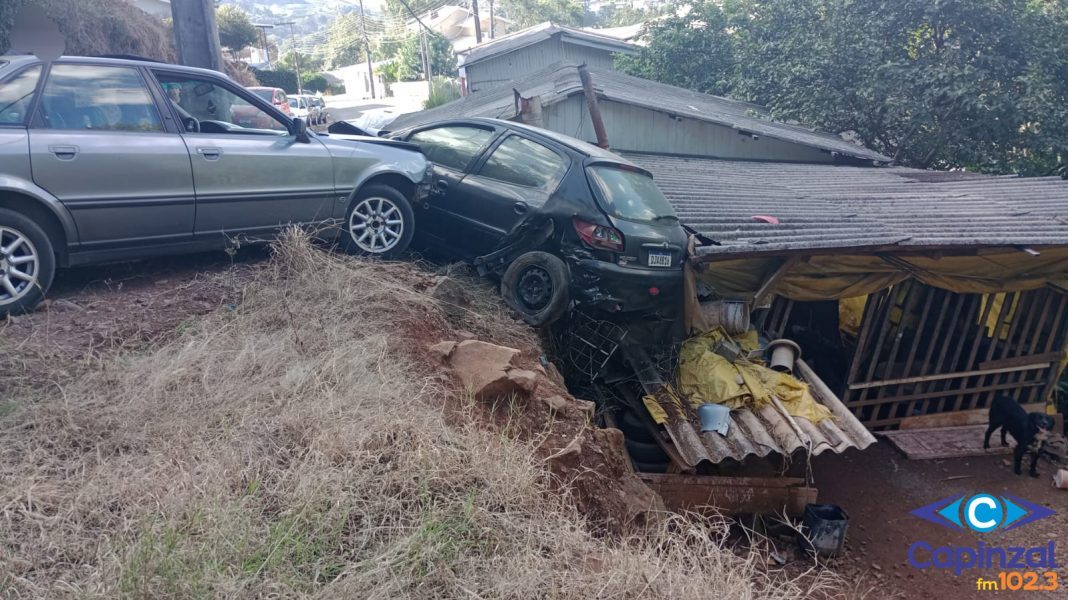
[248,86,291,116]
[310,96,329,125]
[0,55,431,316]
[388,118,687,326]
[287,95,312,123]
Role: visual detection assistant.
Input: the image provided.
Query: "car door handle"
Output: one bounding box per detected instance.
[434,179,449,190]
[513,201,528,215]
[197,147,222,161]
[49,145,79,160]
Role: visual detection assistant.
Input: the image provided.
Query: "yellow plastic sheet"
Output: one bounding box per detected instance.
[698,246,1068,302]
[674,328,832,424]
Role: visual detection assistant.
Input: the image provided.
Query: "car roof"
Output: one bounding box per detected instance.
[410,117,638,164]
[0,54,231,80]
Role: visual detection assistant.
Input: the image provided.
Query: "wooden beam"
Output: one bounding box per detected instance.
[751,255,801,309]
[639,473,817,517]
[849,362,1051,391]
[978,351,1064,371]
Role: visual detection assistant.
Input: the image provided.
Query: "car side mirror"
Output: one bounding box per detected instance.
[290,117,310,143]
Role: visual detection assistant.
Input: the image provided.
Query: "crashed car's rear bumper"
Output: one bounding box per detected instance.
[570,259,684,314]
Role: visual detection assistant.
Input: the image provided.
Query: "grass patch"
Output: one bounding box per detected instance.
[1,231,844,598]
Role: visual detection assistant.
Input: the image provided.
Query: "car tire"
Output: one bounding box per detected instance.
[0,209,56,317]
[500,251,570,327]
[339,184,414,259]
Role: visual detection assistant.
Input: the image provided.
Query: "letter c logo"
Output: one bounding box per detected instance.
[965,494,1002,532]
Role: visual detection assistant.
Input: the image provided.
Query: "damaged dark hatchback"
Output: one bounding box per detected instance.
[391,118,687,326]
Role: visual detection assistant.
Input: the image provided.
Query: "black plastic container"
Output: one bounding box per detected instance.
[799,503,849,557]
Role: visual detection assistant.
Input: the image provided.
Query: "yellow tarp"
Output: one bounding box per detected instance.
[698,246,1068,302]
[673,328,832,424]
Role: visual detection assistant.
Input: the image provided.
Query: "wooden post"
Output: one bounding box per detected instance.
[578,64,609,148]
[170,0,224,72]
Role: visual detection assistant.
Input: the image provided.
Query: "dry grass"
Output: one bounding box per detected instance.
[1,232,842,599]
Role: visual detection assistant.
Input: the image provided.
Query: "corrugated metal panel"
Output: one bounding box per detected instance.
[387,63,889,162]
[654,360,877,466]
[626,153,1068,256]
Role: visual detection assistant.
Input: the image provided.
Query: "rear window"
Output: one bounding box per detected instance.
[586,165,678,223]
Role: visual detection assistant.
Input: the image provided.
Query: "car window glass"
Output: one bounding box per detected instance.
[154,72,288,135]
[409,126,494,171]
[587,165,678,223]
[0,65,41,125]
[478,135,566,188]
[37,64,163,132]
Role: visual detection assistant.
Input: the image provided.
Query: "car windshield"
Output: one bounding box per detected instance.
[252,89,273,101]
[586,165,678,223]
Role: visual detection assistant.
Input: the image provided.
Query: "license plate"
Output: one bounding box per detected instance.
[647,251,672,267]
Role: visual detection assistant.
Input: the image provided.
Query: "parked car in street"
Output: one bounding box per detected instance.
[287,94,314,123]
[248,86,291,116]
[310,96,329,125]
[0,54,431,316]
[382,118,687,325]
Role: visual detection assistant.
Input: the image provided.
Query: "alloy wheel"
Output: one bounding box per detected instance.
[0,226,40,305]
[349,196,405,254]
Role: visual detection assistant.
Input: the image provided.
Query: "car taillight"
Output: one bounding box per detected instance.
[572,217,625,252]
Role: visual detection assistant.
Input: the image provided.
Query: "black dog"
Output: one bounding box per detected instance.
[983,394,1054,477]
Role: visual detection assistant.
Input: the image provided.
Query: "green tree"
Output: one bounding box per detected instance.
[498,0,583,28]
[278,50,324,74]
[615,1,736,96]
[379,33,454,82]
[618,0,1068,176]
[325,12,368,69]
[216,4,258,53]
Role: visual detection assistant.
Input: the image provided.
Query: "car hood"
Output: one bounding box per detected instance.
[319,132,421,154]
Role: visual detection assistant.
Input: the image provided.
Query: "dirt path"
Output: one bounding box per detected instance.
[815,442,1067,598]
[1,249,268,394]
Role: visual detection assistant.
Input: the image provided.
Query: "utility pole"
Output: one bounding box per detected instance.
[489,0,495,38]
[471,0,483,44]
[396,0,435,82]
[170,0,223,72]
[276,21,302,94]
[253,23,275,69]
[358,0,375,99]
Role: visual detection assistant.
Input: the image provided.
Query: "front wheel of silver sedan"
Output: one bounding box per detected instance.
[0,208,56,317]
[339,184,414,259]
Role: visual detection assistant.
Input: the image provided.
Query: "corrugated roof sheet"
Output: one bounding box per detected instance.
[626,153,1068,257]
[459,23,637,66]
[652,360,876,466]
[386,63,890,162]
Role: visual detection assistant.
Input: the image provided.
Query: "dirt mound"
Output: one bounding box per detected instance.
[1,232,841,598]
[430,336,664,531]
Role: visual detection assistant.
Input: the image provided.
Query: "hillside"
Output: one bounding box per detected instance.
[0,232,842,598]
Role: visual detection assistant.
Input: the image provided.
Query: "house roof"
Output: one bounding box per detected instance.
[625,152,1068,258]
[459,23,637,67]
[386,62,890,162]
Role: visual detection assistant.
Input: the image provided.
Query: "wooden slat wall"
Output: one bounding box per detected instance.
[841,285,1068,430]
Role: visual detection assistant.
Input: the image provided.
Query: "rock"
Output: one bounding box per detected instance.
[446,340,522,399]
[542,395,571,414]
[455,329,477,341]
[428,341,457,362]
[506,369,539,393]
[430,276,471,319]
[543,361,568,388]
